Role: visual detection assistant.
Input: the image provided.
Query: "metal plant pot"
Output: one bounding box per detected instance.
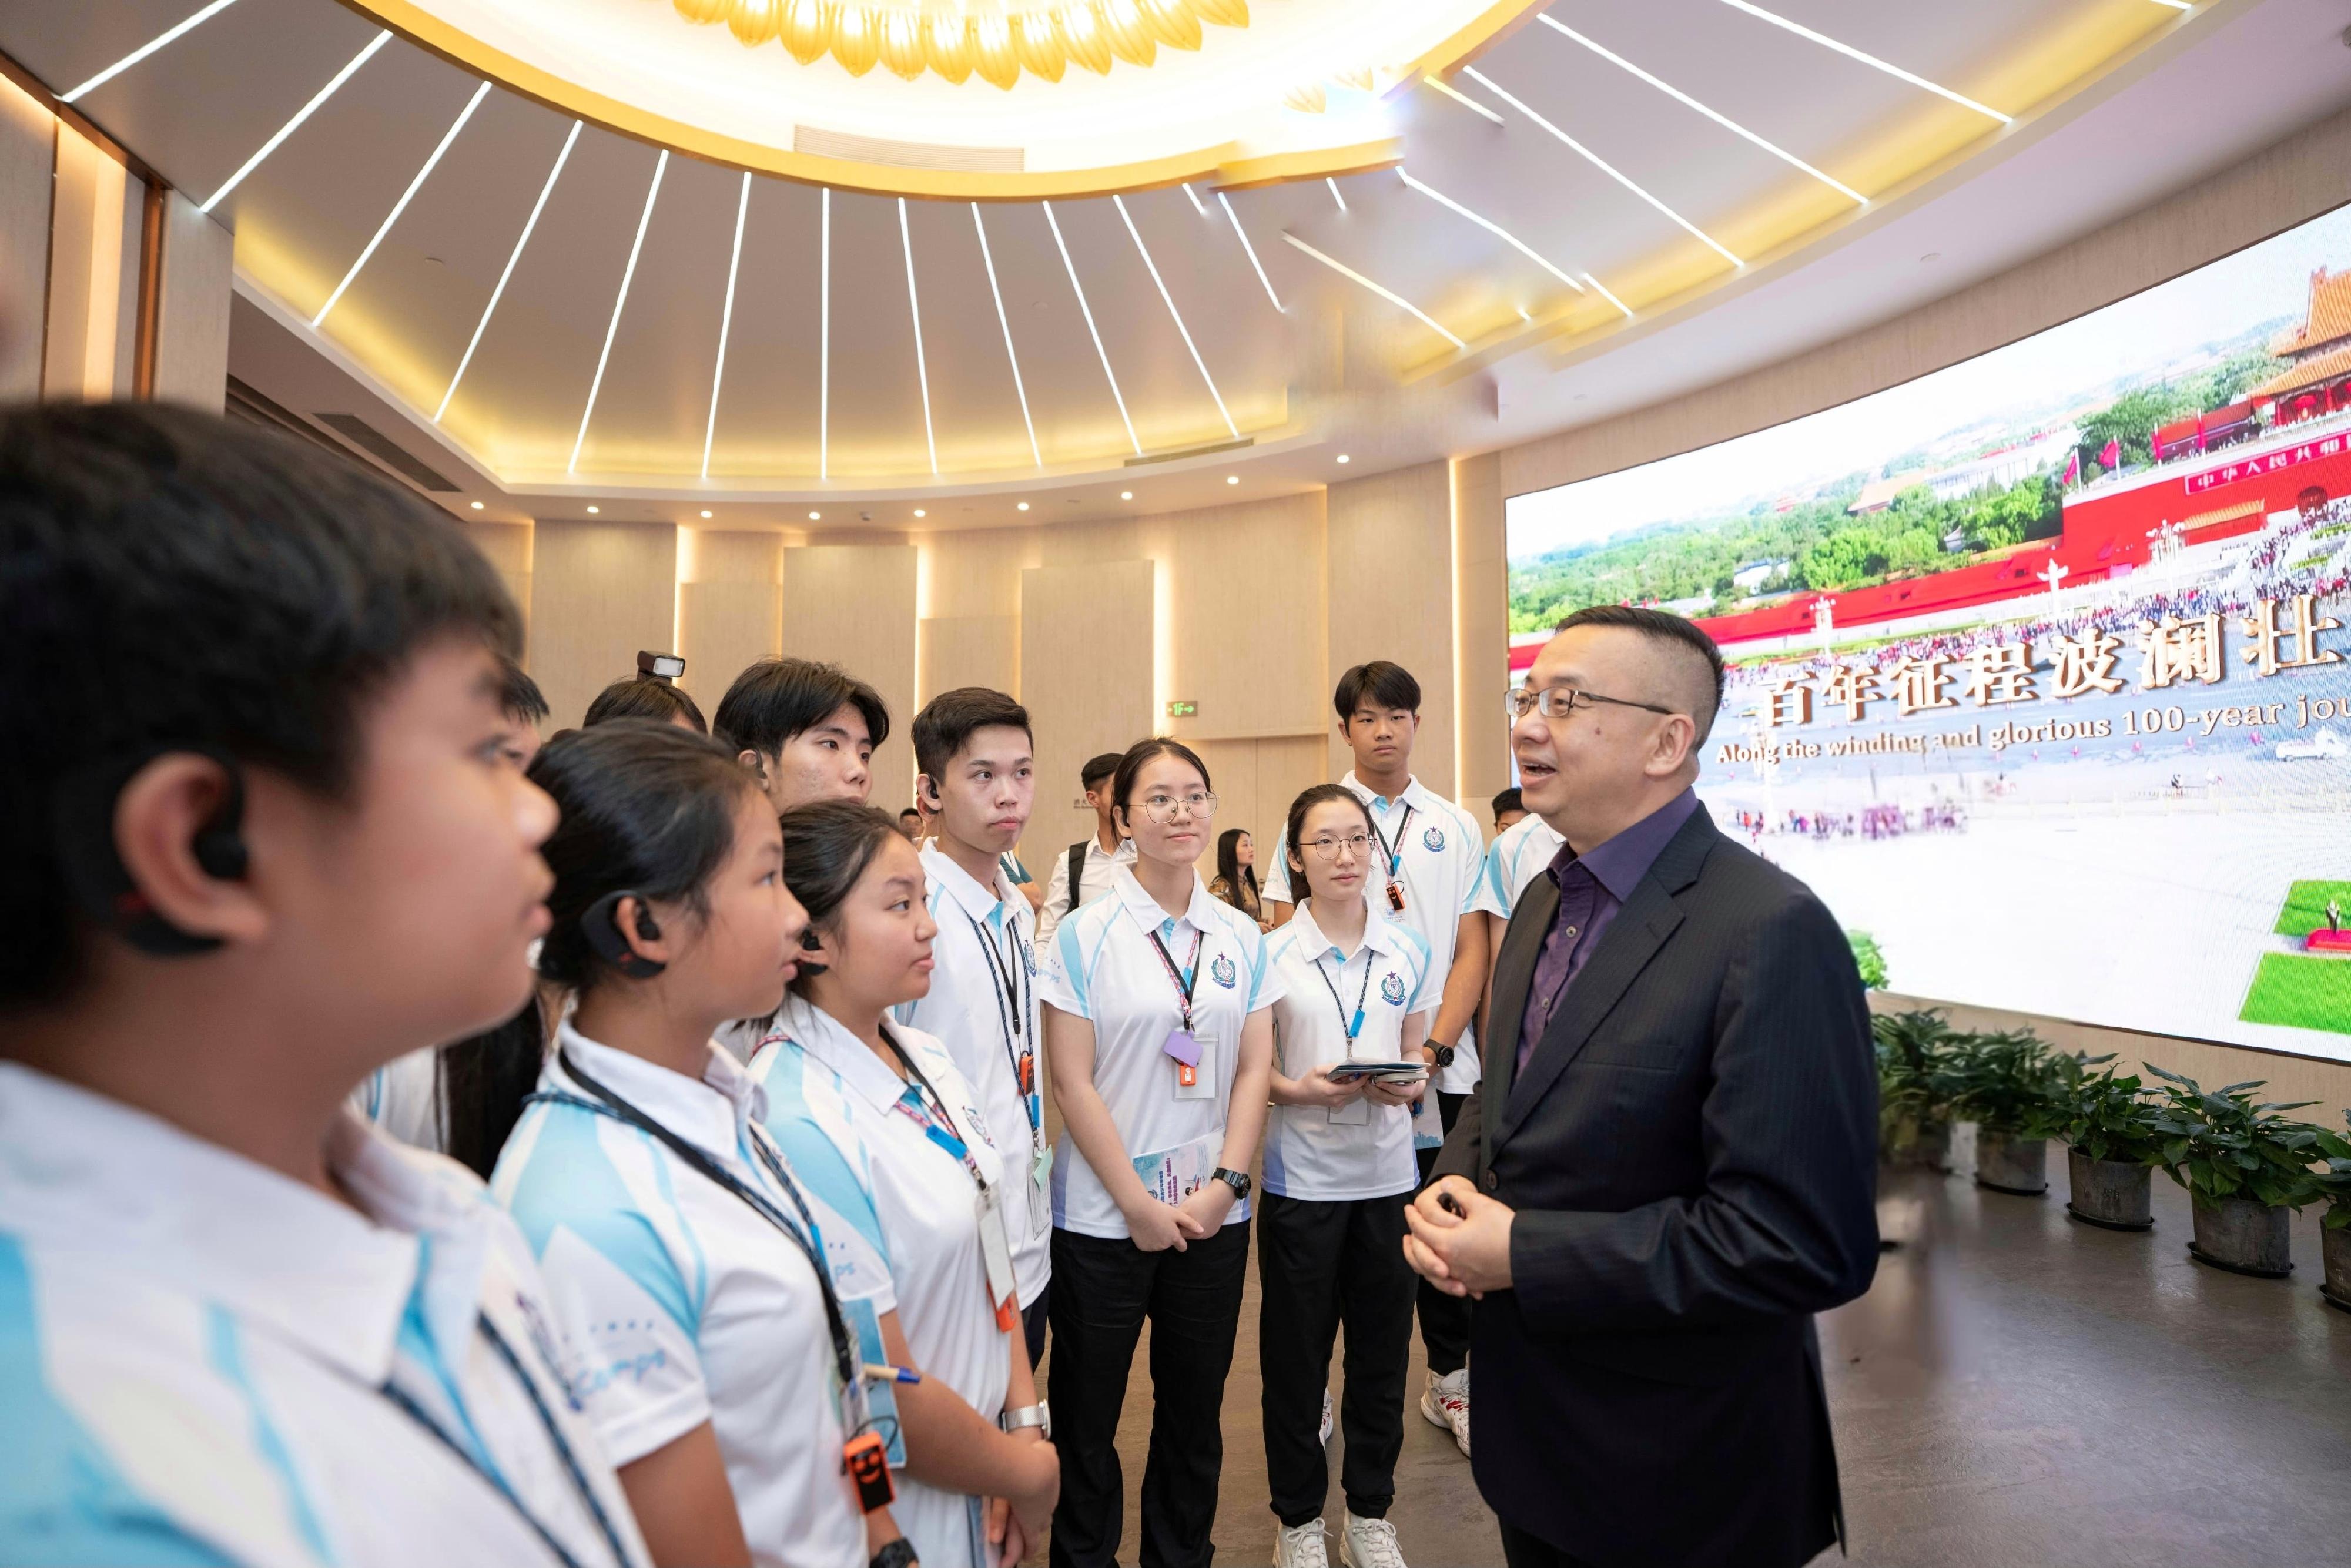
[2188,1194,2293,1278]
[2064,1150,2153,1231]
[1974,1130,2047,1195]
[1883,1115,1951,1172]
[2322,1222,2351,1313]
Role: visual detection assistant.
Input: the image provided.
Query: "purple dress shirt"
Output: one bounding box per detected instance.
[1516,788,1703,1075]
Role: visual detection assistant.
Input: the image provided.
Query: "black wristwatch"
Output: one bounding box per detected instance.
[1426,1037,1456,1070]
[1211,1167,1251,1201]
[871,1538,919,1568]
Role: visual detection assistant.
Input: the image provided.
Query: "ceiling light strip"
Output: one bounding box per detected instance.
[1044,201,1142,457]
[820,187,830,483]
[1114,195,1237,440]
[898,199,939,477]
[1181,183,1208,216]
[200,30,387,212]
[62,0,243,102]
[1583,271,1634,319]
[436,120,577,423]
[1715,0,2011,123]
[1325,177,1349,214]
[312,80,489,327]
[1462,66,1743,269]
[1216,192,1284,313]
[702,172,752,480]
[1421,74,1504,125]
[568,149,668,474]
[972,204,1041,468]
[1396,167,1583,293]
[1540,17,1865,205]
[1280,234,1462,350]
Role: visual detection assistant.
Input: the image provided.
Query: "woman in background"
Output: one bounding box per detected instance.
[1210,827,1268,931]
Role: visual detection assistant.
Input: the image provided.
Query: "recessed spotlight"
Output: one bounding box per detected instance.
[699,509,712,518]
[1121,490,1134,500]
[1226,475,1239,485]
[469,500,483,510]
[1017,501,1030,511]
[808,510,820,520]
[585,505,599,514]
[913,508,926,518]
[1336,454,1350,464]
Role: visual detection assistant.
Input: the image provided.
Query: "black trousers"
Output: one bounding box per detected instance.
[1047,1221,1250,1568]
[1257,1190,1415,1527]
[1498,1516,1599,1568]
[1414,1091,1473,1375]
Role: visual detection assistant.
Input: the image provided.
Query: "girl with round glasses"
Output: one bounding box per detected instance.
[1035,738,1282,1568]
[1256,784,1434,1568]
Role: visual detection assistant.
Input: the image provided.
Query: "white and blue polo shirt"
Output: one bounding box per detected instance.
[0,1061,648,1568]
[491,1026,892,1568]
[1035,865,1285,1240]
[1470,811,1567,923]
[1262,900,1434,1202]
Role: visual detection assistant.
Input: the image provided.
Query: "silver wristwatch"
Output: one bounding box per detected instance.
[999,1401,1052,1439]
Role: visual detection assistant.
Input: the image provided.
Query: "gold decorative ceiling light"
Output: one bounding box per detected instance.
[667,0,1250,88]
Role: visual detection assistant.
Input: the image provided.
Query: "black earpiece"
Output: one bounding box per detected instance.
[52,747,250,957]
[582,890,667,979]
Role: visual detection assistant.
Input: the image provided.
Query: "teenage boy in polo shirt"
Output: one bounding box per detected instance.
[0,406,647,1568]
[1260,661,1489,1458]
[896,687,1055,1364]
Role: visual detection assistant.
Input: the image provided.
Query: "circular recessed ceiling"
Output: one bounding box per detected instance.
[347,0,1539,195]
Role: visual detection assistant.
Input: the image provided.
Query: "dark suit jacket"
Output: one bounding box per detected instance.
[1434,801,1878,1568]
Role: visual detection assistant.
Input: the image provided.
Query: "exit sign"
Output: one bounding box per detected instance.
[1166,699,1198,718]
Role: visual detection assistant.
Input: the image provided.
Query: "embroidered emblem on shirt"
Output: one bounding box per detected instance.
[1421,826,1446,852]
[1381,972,1406,1006]
[1210,953,1238,989]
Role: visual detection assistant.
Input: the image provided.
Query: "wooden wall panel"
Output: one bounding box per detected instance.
[920,615,1017,703]
[681,530,782,711]
[1021,559,1153,863]
[1327,461,1456,798]
[530,520,677,732]
[153,193,232,413]
[1165,491,1327,745]
[0,75,51,403]
[781,544,918,807]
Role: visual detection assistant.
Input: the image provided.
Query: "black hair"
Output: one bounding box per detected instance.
[715,657,889,759]
[1282,783,1377,903]
[913,686,1032,785]
[1333,660,1421,722]
[442,721,761,1169]
[499,656,549,726]
[585,675,708,734]
[1554,604,1727,745]
[1080,751,1124,792]
[1490,786,1523,822]
[777,799,905,997]
[1213,828,1260,913]
[1108,738,1213,839]
[0,403,518,1007]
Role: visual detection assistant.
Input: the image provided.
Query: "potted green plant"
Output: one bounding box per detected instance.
[1873,1009,1957,1171]
[2053,1055,2165,1230]
[2312,1113,2351,1312]
[1945,1028,2066,1195]
[2143,1065,2326,1277]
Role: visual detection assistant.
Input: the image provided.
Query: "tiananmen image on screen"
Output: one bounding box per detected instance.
[1508,202,2351,1060]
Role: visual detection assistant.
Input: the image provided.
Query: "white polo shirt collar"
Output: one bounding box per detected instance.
[0,1061,431,1387]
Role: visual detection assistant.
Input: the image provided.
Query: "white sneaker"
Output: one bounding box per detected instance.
[1340,1513,1407,1568]
[1319,1388,1334,1445]
[1418,1367,1469,1457]
[1275,1519,1330,1568]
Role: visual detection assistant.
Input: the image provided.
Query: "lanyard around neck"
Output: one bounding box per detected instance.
[1312,943,1377,1043]
[1144,926,1204,1034]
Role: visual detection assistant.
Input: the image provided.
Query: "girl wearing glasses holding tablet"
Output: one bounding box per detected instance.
[1257,785,1434,1568]
[1036,738,1282,1568]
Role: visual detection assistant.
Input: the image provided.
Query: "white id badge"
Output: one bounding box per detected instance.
[1173,1034,1217,1100]
[977,1187,1018,1316]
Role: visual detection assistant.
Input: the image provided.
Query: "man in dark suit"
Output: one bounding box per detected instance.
[1404,605,1878,1568]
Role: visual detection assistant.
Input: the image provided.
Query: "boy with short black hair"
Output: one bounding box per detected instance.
[1033,749,1134,947]
[898,686,1055,1361]
[714,656,889,810]
[0,405,646,1568]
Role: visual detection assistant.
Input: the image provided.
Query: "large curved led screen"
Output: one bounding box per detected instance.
[1508,203,2351,1060]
